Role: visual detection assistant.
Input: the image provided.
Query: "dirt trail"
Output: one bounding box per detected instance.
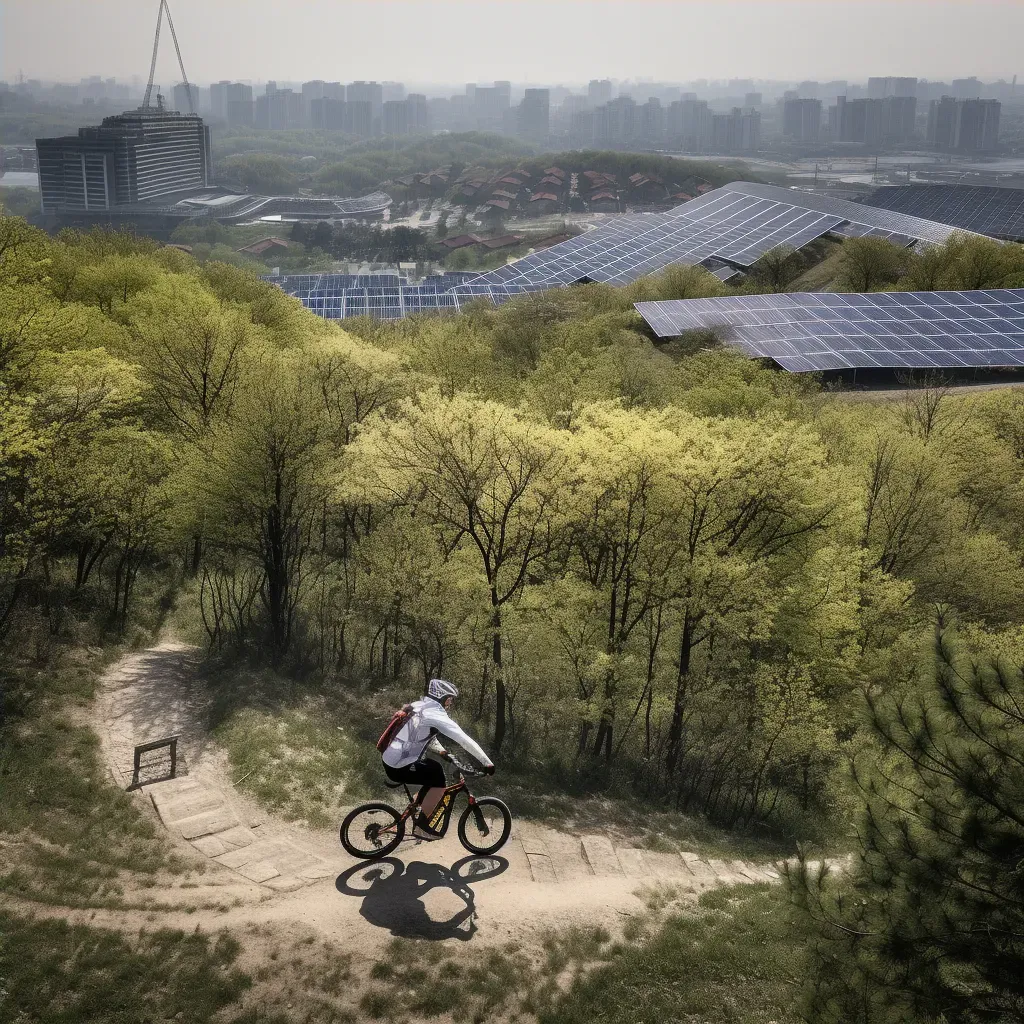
[35,642,790,953]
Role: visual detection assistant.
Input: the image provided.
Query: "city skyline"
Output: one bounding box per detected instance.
[2,0,1023,85]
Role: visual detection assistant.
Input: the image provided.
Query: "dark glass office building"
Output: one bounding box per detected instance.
[37,106,212,213]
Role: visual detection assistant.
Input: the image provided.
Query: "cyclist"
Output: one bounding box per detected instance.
[381,678,494,840]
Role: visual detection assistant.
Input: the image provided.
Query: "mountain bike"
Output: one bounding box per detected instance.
[340,758,512,859]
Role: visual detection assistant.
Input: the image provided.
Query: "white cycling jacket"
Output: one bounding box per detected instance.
[381,696,493,770]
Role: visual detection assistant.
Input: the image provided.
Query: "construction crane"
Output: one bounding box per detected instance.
[142,0,194,113]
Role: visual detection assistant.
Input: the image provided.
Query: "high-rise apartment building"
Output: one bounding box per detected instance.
[782,98,822,142]
[255,88,301,130]
[171,82,196,114]
[382,99,408,136]
[667,98,713,152]
[834,95,916,145]
[711,108,760,153]
[406,93,429,133]
[348,81,384,121]
[588,79,613,107]
[210,81,253,126]
[37,105,212,213]
[310,97,346,130]
[594,97,636,145]
[951,78,983,99]
[301,80,326,125]
[640,98,665,141]
[518,88,550,140]
[928,97,1001,152]
[867,77,917,99]
[343,101,373,137]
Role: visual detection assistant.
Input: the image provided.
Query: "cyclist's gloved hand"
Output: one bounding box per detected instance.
[483,764,496,776]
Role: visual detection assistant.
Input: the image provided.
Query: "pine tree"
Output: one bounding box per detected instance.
[790,620,1024,1023]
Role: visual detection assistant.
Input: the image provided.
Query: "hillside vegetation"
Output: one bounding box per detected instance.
[3,205,1024,1020]
[211,130,752,198]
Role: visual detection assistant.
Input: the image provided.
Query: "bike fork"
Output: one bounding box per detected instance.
[468,795,490,836]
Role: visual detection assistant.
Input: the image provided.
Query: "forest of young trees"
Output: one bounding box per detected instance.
[3,205,1024,1016]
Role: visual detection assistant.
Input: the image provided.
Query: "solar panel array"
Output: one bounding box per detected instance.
[271,182,990,322]
[857,184,1024,243]
[276,272,489,320]
[634,289,1024,372]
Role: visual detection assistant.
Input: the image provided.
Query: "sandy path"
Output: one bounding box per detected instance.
[41,641,784,955]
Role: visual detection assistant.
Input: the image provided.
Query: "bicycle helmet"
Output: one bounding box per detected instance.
[427,678,459,702]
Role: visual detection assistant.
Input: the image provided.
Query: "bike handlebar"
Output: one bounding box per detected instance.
[448,757,485,777]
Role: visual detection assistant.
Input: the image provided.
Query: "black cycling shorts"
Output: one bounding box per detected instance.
[383,757,446,789]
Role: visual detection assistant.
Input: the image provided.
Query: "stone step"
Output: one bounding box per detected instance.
[706,858,754,884]
[216,838,295,871]
[517,826,561,883]
[581,835,624,877]
[236,860,280,884]
[192,825,259,858]
[680,852,718,888]
[151,789,224,824]
[641,850,689,879]
[525,852,556,883]
[175,808,241,840]
[614,847,648,877]
[212,824,259,852]
[532,827,593,881]
[150,777,201,799]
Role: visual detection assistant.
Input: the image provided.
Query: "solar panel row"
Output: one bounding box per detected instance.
[857,184,1024,243]
[270,182,992,323]
[634,289,1024,372]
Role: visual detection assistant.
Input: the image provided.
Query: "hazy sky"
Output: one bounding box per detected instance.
[2,0,1022,86]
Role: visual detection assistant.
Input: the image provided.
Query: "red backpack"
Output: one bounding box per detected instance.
[376,704,414,754]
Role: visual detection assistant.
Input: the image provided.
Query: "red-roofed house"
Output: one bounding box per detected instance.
[532,232,574,250]
[236,237,291,257]
[478,234,525,250]
[439,234,483,250]
[588,191,619,212]
[528,192,560,214]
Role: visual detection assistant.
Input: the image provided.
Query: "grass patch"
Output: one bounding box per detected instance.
[0,910,252,1023]
[540,883,806,1024]
[367,938,535,1022]
[0,648,188,906]
[214,704,373,827]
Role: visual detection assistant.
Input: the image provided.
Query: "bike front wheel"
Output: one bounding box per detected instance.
[457,797,512,855]
[340,802,405,859]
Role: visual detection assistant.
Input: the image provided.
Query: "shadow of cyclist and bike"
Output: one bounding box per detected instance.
[335,854,509,941]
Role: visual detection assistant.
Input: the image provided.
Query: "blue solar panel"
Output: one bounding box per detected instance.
[634,289,1024,372]
[857,184,1024,243]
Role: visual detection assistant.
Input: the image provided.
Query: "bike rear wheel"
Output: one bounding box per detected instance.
[457,797,512,855]
[341,803,405,858]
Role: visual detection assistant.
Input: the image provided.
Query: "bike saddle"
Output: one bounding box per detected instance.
[383,779,403,789]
